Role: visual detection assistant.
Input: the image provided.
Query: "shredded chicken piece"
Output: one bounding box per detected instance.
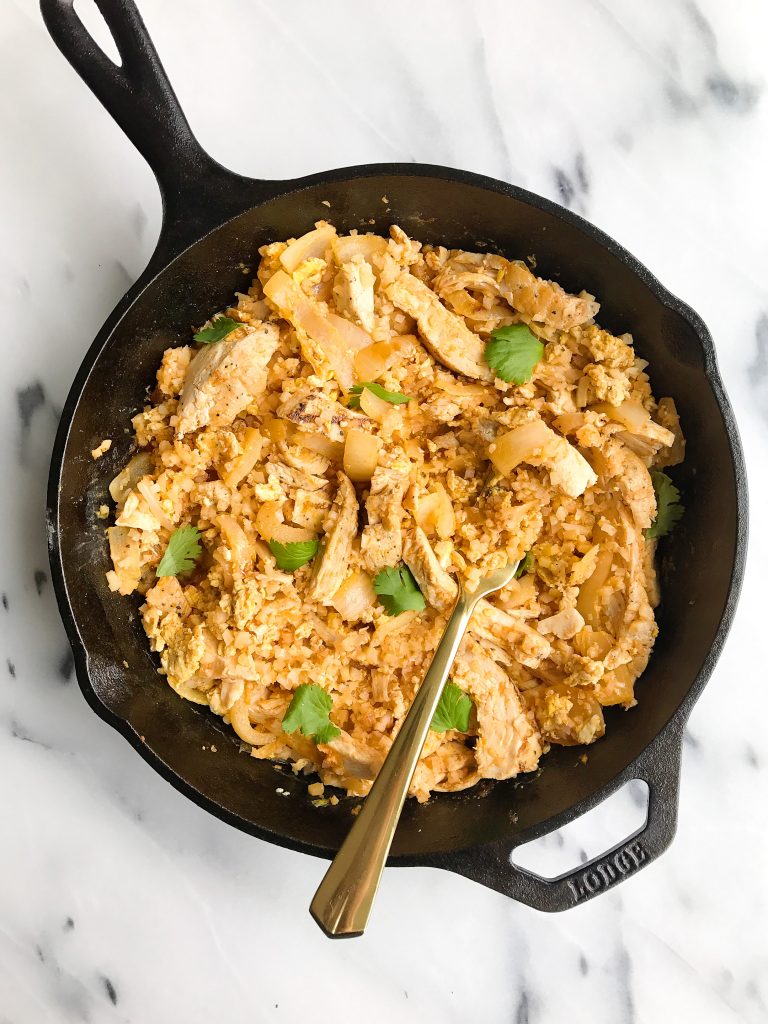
[454,640,542,779]
[307,473,358,603]
[360,458,411,573]
[654,397,686,468]
[386,273,493,381]
[538,606,585,640]
[593,439,656,530]
[498,261,599,329]
[176,323,279,436]
[400,526,458,611]
[471,599,552,668]
[333,256,376,332]
[276,389,371,444]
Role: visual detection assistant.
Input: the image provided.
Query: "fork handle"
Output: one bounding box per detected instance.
[310,591,474,937]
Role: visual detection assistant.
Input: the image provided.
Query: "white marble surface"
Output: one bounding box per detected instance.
[1,0,767,1020]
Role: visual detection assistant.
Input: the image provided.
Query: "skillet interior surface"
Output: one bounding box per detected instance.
[52,169,744,860]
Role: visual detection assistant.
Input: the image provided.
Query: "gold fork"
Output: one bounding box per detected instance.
[310,560,521,937]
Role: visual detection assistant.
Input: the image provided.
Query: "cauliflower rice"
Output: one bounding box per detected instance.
[105,222,684,802]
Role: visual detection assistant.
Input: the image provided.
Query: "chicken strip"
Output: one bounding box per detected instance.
[176,323,279,437]
[498,261,599,330]
[454,639,542,779]
[386,273,493,381]
[333,257,376,332]
[592,439,656,530]
[320,730,382,782]
[402,526,458,611]
[470,599,551,668]
[360,459,411,573]
[276,389,371,444]
[307,472,358,603]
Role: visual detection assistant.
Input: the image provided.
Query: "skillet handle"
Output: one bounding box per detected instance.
[432,724,684,912]
[40,0,276,255]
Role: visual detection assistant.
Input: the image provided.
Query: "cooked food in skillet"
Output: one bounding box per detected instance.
[104,222,684,802]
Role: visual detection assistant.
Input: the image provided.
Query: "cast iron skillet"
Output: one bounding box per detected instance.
[42,0,747,912]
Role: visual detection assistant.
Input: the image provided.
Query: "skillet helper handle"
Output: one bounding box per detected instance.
[435,724,684,912]
[310,592,475,938]
[39,0,211,195]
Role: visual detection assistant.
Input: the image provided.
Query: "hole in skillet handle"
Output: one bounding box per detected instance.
[511,779,649,880]
[427,724,683,912]
[71,0,122,65]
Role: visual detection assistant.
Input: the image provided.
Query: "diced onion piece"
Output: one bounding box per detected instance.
[489,419,555,476]
[438,379,488,397]
[260,416,291,444]
[500,574,537,608]
[353,339,406,381]
[331,570,376,621]
[594,400,674,447]
[292,429,344,462]
[359,386,393,422]
[595,663,635,707]
[332,234,388,265]
[109,452,154,504]
[221,427,264,487]
[415,483,455,540]
[216,513,251,569]
[255,501,315,544]
[280,224,338,273]
[576,546,614,628]
[572,626,613,659]
[343,427,381,482]
[594,400,649,433]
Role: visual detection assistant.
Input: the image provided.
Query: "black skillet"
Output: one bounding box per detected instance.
[42,0,748,912]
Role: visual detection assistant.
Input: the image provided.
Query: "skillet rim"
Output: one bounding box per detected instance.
[47,161,749,863]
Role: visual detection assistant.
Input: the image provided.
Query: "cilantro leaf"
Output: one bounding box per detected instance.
[485,324,544,384]
[645,470,684,539]
[156,525,202,577]
[432,682,473,733]
[348,382,412,409]
[193,315,242,344]
[373,564,426,615]
[514,551,533,579]
[269,539,319,572]
[282,684,340,743]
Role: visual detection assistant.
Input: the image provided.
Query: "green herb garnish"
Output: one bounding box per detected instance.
[432,682,473,733]
[348,382,412,409]
[269,539,319,572]
[373,564,426,616]
[514,551,533,579]
[484,323,544,384]
[645,470,684,539]
[193,315,242,344]
[156,525,202,578]
[282,684,340,744]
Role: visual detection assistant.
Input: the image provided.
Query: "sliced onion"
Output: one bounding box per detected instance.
[343,427,381,482]
[280,224,337,273]
[255,501,315,544]
[331,571,376,621]
[221,427,264,487]
[109,452,154,504]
